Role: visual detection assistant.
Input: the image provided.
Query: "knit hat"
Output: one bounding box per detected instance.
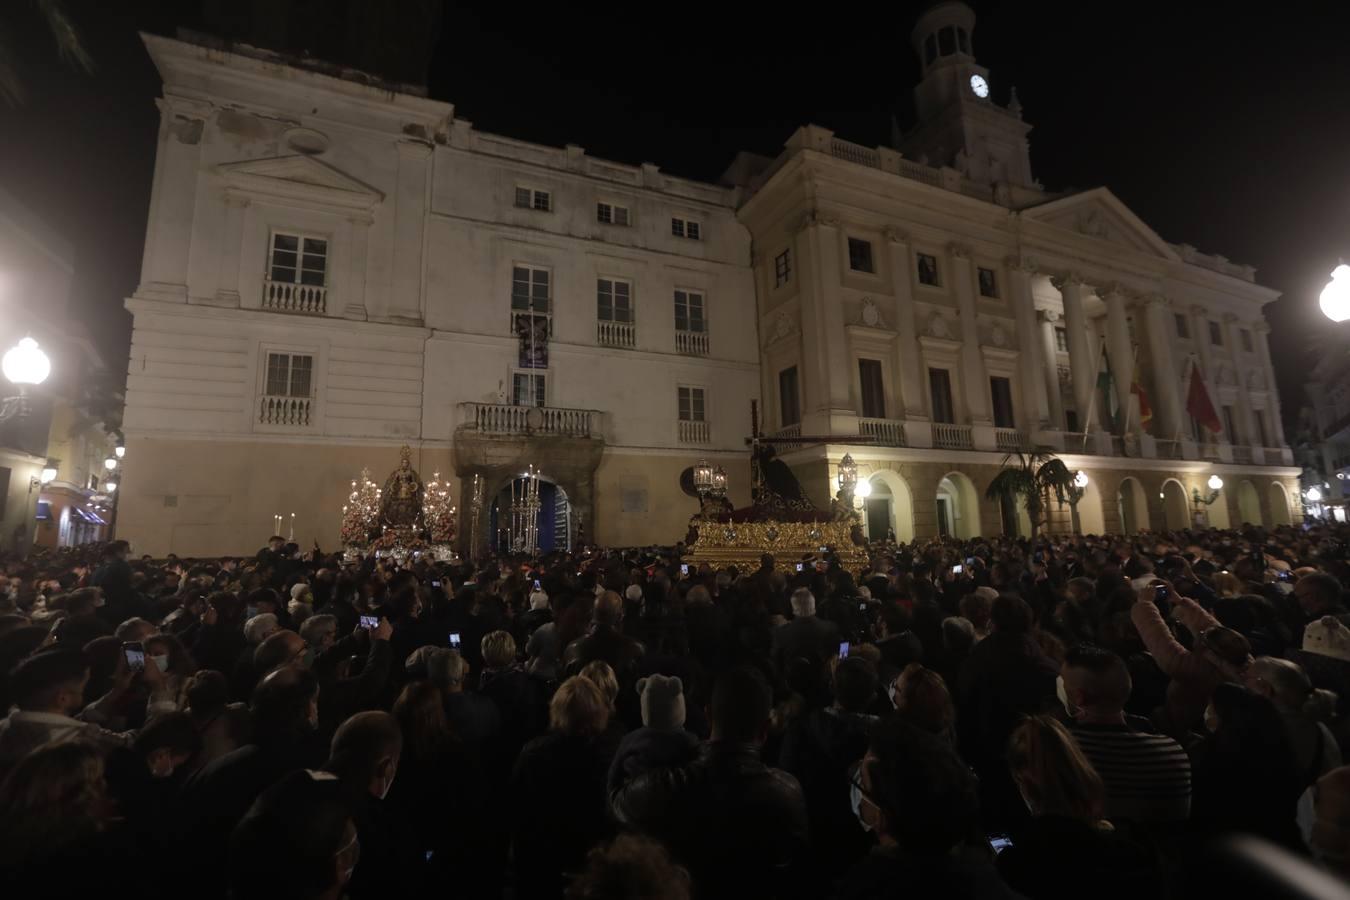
[529,589,550,611]
[1304,616,1350,663]
[637,674,685,730]
[625,584,644,603]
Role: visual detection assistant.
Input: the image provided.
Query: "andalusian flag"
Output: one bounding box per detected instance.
[1131,360,1153,433]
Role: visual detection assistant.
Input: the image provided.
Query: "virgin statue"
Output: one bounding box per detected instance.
[379,446,424,529]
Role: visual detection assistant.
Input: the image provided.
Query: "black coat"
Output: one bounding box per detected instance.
[611,740,811,900]
[996,816,1162,900]
[510,731,616,900]
[838,846,1022,900]
[771,615,842,670]
[563,623,644,677]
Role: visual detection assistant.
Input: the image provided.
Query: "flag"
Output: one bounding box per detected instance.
[1131,361,1153,433]
[1185,361,1222,433]
[1096,346,1119,432]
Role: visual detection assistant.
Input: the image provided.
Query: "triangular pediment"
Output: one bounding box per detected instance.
[218,155,384,210]
[1021,188,1180,262]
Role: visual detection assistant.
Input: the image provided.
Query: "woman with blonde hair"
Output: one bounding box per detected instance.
[511,676,616,898]
[998,715,1161,900]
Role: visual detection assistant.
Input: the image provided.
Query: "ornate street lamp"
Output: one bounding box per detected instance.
[1,337,51,422]
[104,456,118,472]
[1320,265,1350,323]
[1308,486,1324,503]
[1193,474,1223,507]
[710,465,728,500]
[854,478,873,499]
[1073,471,1089,489]
[114,443,125,460]
[693,459,714,499]
[1066,471,1088,534]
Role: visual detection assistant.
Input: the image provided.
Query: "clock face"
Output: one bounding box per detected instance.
[970,74,989,98]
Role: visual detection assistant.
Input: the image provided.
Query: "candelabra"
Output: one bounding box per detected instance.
[510,465,543,555]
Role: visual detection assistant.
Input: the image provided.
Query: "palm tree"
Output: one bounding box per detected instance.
[985,450,1075,539]
[0,1,93,106]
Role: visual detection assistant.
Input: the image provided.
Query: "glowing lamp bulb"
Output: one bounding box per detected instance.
[855,479,873,499]
[1073,471,1089,489]
[1207,475,1224,491]
[1320,264,1350,323]
[1,337,50,386]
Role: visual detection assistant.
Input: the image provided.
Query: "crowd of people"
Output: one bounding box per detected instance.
[1,521,1350,899]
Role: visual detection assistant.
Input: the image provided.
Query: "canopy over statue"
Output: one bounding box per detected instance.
[379,445,424,529]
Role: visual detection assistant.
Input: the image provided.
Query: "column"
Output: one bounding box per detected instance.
[1038,310,1066,430]
[1141,294,1184,441]
[1054,274,1096,433]
[885,228,928,422]
[1253,322,1289,452]
[950,243,992,425]
[1222,313,1256,450]
[1007,258,1051,431]
[390,140,432,324]
[212,193,247,307]
[137,97,208,302]
[344,215,372,320]
[1103,285,1135,435]
[793,211,853,433]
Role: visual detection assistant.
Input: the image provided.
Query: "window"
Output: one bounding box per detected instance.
[671,217,701,240]
[774,249,792,287]
[264,352,313,398]
[513,372,546,407]
[674,290,705,332]
[991,376,1015,428]
[596,202,630,226]
[929,368,954,424]
[1054,327,1068,353]
[1223,405,1239,444]
[977,267,998,298]
[678,386,706,422]
[269,232,328,286]
[938,26,955,55]
[779,366,801,428]
[1209,320,1223,346]
[1240,328,1253,352]
[917,253,940,286]
[1255,410,1270,447]
[515,187,551,211]
[957,27,970,54]
[859,359,886,419]
[847,237,875,273]
[511,265,551,313]
[1065,409,1079,433]
[1175,314,1190,339]
[597,278,634,323]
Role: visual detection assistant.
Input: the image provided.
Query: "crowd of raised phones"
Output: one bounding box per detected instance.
[1,522,1350,899]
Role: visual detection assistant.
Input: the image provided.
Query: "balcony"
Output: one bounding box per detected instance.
[1233,444,1253,465]
[934,423,974,450]
[458,402,601,439]
[995,428,1028,453]
[1155,439,1182,460]
[258,395,312,427]
[597,320,635,349]
[679,419,710,444]
[262,278,327,315]
[773,423,802,440]
[860,418,907,447]
[676,329,709,357]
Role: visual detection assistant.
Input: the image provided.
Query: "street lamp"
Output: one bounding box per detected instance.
[103,456,117,472]
[114,443,125,460]
[1308,486,1324,503]
[1208,475,1224,491]
[1194,474,1223,507]
[0,337,51,422]
[837,454,858,495]
[1066,471,1088,534]
[1320,264,1350,323]
[39,464,56,485]
[1073,470,1089,489]
[855,478,873,499]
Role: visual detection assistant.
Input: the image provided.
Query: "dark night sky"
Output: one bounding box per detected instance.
[2,1,1348,432]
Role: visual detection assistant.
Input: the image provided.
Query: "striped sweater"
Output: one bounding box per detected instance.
[1070,720,1192,824]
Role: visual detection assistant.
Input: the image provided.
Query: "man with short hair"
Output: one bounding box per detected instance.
[1296,573,1349,641]
[611,665,809,900]
[324,710,417,898]
[299,613,339,658]
[1060,645,1191,825]
[564,590,644,677]
[771,588,842,670]
[0,649,134,772]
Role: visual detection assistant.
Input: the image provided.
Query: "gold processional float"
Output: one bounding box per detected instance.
[683,401,871,574]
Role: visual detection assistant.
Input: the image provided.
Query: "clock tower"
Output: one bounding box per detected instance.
[899,1,1036,190]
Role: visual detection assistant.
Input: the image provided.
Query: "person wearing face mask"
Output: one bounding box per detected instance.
[176,665,326,898]
[1059,646,1191,826]
[838,718,1015,900]
[322,711,419,899]
[0,649,135,775]
[103,712,201,855]
[229,768,360,900]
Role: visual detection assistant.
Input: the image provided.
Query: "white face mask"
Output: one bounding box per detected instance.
[1056,675,1081,718]
[150,654,170,673]
[849,780,873,833]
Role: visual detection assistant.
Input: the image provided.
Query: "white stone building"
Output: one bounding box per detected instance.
[120,5,1299,557]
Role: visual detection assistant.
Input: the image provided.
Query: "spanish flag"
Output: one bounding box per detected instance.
[1131,362,1153,433]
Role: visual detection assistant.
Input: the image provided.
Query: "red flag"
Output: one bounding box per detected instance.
[1131,360,1153,433]
[1185,362,1222,433]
